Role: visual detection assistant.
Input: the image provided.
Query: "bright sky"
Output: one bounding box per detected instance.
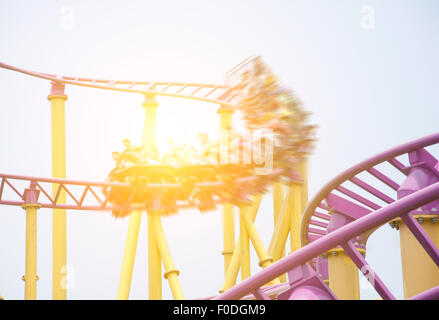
[0,0,438,299]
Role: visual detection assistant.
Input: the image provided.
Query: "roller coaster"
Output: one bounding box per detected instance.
[0,58,438,300]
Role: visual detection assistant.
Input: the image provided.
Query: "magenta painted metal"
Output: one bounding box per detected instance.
[252,288,271,300]
[336,185,381,210]
[0,173,254,212]
[326,193,371,220]
[216,133,439,300]
[50,81,66,96]
[215,181,439,300]
[22,183,40,205]
[301,132,439,247]
[341,241,395,300]
[278,264,336,300]
[0,62,236,107]
[367,167,400,190]
[2,60,439,300]
[409,285,439,300]
[315,256,329,281]
[350,176,395,204]
[398,148,439,211]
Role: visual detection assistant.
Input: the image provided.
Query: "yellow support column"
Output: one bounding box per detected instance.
[241,205,279,285]
[218,106,235,276]
[298,160,308,213]
[221,196,261,292]
[148,212,162,299]
[268,185,295,261]
[289,182,302,253]
[117,94,160,300]
[24,205,38,300]
[239,206,251,280]
[117,210,142,299]
[241,207,273,268]
[22,186,40,300]
[398,215,439,298]
[327,248,361,300]
[222,204,235,275]
[273,183,287,282]
[273,183,284,234]
[48,82,67,300]
[142,94,162,299]
[151,211,184,300]
[143,94,158,154]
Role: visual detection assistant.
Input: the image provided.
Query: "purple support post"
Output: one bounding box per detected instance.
[409,285,439,300]
[252,288,271,300]
[215,182,439,300]
[277,264,336,300]
[398,148,439,210]
[23,182,40,205]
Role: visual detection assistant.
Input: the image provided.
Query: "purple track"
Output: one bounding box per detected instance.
[216,133,439,300]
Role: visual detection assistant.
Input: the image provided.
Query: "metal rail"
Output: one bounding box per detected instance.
[215,181,439,300]
[0,172,259,211]
[301,132,439,246]
[0,62,236,107]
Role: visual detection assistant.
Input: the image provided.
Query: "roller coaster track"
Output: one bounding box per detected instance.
[0,60,261,212]
[215,133,439,300]
[302,132,439,246]
[2,61,438,300]
[0,172,260,212]
[0,62,237,107]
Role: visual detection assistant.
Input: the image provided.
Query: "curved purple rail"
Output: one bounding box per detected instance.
[301,132,439,246]
[215,181,439,300]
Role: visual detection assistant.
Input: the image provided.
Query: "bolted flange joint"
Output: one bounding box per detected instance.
[21,184,41,210]
[258,256,274,267]
[163,269,180,279]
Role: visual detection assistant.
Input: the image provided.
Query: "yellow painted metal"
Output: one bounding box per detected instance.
[48,90,67,300]
[289,182,302,253]
[23,204,39,300]
[239,206,251,281]
[298,160,308,213]
[218,106,233,131]
[151,212,184,300]
[273,183,284,228]
[268,185,295,261]
[117,210,142,299]
[241,205,280,285]
[241,205,273,269]
[118,94,161,300]
[398,215,439,298]
[273,183,287,282]
[221,196,261,292]
[327,248,360,300]
[141,95,162,299]
[142,94,159,153]
[221,204,235,277]
[148,212,162,299]
[218,107,235,277]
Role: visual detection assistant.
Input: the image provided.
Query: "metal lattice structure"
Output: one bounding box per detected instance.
[215,133,439,300]
[0,59,438,300]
